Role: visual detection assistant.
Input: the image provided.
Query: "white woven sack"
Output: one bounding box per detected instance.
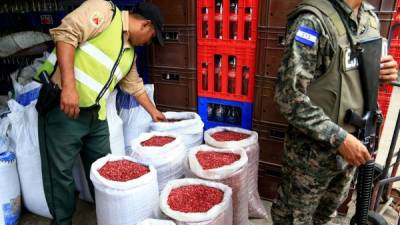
[160,178,233,224]
[0,152,21,225]
[183,133,203,148]
[7,100,51,218]
[188,145,247,180]
[0,117,12,154]
[150,112,204,134]
[204,126,267,219]
[0,31,51,57]
[150,112,204,148]
[187,145,249,225]
[120,85,154,154]
[204,127,258,149]
[131,132,186,191]
[138,219,176,225]
[90,154,160,225]
[106,90,125,156]
[72,157,93,203]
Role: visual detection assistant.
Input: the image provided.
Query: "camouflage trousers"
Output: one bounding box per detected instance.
[271,129,355,225]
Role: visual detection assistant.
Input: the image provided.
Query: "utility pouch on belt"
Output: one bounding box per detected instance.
[357,37,382,112]
[36,71,61,115]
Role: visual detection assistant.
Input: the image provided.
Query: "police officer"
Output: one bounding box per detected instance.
[272,0,398,224]
[35,1,166,224]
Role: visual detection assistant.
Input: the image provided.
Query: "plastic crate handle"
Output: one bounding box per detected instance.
[163,31,180,41]
[162,73,180,81]
[269,129,285,140]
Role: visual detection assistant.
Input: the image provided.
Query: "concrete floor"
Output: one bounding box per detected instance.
[19,197,400,225]
[17,199,356,225]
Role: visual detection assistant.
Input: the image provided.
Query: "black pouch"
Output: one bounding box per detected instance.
[35,72,61,115]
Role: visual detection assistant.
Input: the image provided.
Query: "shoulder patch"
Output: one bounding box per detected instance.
[295,25,319,47]
[90,12,104,28]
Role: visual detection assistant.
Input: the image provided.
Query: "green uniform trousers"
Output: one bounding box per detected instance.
[38,106,111,225]
[271,128,355,225]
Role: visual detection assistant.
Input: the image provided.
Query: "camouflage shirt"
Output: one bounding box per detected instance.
[274,1,377,150]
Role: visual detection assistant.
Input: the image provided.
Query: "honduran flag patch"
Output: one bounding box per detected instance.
[295,25,319,47]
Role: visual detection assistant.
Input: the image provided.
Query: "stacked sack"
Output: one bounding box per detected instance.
[0,151,21,225]
[118,85,155,154]
[186,145,249,225]
[7,100,51,218]
[160,178,233,225]
[131,132,186,191]
[150,112,204,148]
[204,126,267,218]
[90,154,159,225]
[106,90,126,156]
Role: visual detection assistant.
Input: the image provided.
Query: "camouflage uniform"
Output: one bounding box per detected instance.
[272,1,379,224]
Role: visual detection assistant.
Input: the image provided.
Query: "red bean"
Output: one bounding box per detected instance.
[196,151,241,170]
[98,160,149,182]
[211,131,250,141]
[168,185,224,213]
[141,136,176,147]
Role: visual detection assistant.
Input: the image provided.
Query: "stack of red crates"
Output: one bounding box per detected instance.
[379,0,400,118]
[197,0,259,129]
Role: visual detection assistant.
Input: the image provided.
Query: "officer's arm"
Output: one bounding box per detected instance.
[57,42,75,90]
[134,93,166,122]
[274,14,347,149]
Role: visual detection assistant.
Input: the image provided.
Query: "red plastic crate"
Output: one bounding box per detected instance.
[390,39,400,61]
[197,44,255,102]
[197,0,259,47]
[378,84,394,119]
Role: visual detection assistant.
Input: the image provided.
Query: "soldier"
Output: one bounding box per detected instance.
[272,0,398,224]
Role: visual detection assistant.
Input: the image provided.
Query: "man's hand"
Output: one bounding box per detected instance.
[151,110,166,122]
[380,55,398,84]
[338,134,371,167]
[60,86,80,119]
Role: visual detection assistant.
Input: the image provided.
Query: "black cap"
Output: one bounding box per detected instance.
[135,2,164,46]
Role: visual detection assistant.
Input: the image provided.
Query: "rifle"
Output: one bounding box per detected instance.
[346,37,383,225]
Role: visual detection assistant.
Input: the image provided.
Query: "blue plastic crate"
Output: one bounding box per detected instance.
[198,97,253,130]
[27,11,67,30]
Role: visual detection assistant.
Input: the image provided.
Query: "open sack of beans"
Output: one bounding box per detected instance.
[137,219,176,225]
[150,112,204,148]
[160,178,233,225]
[90,155,159,225]
[131,132,186,191]
[204,126,267,219]
[186,145,249,225]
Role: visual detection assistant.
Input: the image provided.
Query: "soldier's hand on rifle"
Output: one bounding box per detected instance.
[338,134,371,167]
[380,55,398,84]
